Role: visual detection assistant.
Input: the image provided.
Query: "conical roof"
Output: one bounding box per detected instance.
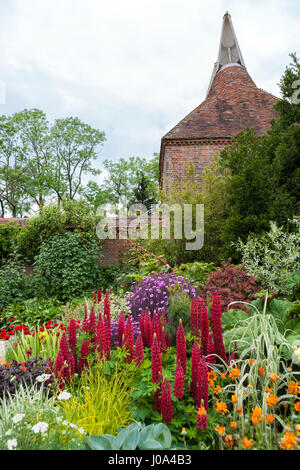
[163,64,278,140]
[162,12,278,141]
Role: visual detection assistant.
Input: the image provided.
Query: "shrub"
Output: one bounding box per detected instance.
[0,358,48,400]
[61,365,134,436]
[128,272,196,319]
[0,223,20,264]
[235,217,300,295]
[0,256,33,311]
[33,232,102,302]
[174,262,216,286]
[200,260,261,312]
[1,298,64,329]
[17,200,98,263]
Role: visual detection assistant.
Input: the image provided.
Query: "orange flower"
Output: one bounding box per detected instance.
[215,424,225,436]
[288,381,300,396]
[228,368,241,380]
[221,372,226,379]
[279,431,297,450]
[224,434,234,448]
[258,366,265,376]
[251,407,262,425]
[266,414,275,424]
[236,405,243,415]
[249,358,254,365]
[4,361,10,367]
[294,401,300,413]
[296,424,300,437]
[197,405,206,418]
[214,385,222,395]
[265,387,273,394]
[268,373,279,383]
[231,394,238,403]
[216,401,229,415]
[248,382,253,387]
[242,436,253,449]
[230,421,237,429]
[208,370,217,381]
[266,394,278,407]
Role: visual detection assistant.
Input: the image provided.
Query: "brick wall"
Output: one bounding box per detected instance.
[161,139,230,192]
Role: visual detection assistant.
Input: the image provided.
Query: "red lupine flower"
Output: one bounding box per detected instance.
[191,341,201,401]
[97,289,102,303]
[103,291,111,341]
[211,291,227,363]
[151,333,162,384]
[88,306,96,336]
[161,378,173,424]
[152,311,163,348]
[67,352,76,378]
[174,360,184,400]
[97,320,110,361]
[59,333,70,361]
[176,320,187,374]
[118,312,125,348]
[200,301,209,357]
[54,349,65,386]
[78,340,90,373]
[124,317,134,363]
[68,318,77,356]
[139,310,146,346]
[93,291,97,304]
[134,333,144,366]
[82,305,89,332]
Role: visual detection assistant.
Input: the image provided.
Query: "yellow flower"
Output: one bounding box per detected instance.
[288,381,300,396]
[251,407,262,425]
[231,394,238,403]
[268,373,279,383]
[213,385,222,395]
[215,424,225,436]
[216,401,229,415]
[197,405,206,418]
[181,427,187,436]
[294,401,300,413]
[224,434,234,448]
[228,368,241,380]
[279,431,297,450]
[266,394,278,407]
[242,436,253,449]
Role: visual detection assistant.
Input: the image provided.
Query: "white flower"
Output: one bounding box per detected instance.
[78,427,85,435]
[32,422,49,434]
[12,414,25,424]
[36,374,51,383]
[69,423,77,429]
[62,420,69,426]
[57,391,71,401]
[5,430,12,436]
[7,439,17,450]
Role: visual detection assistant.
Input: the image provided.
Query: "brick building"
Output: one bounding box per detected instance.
[159,12,278,191]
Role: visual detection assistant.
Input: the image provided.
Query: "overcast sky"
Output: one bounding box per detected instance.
[0,0,299,178]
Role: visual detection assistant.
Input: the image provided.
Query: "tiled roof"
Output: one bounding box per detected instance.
[162,65,278,141]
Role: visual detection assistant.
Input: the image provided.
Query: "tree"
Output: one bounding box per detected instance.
[48,117,105,202]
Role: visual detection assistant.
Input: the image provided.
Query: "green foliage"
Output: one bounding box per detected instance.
[0,223,20,263]
[1,298,64,329]
[33,232,102,302]
[236,217,300,295]
[0,256,33,310]
[174,261,216,286]
[61,365,134,437]
[17,199,98,263]
[85,422,173,450]
[166,292,192,345]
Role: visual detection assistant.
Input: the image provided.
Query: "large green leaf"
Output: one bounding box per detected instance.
[222,309,249,331]
[87,435,113,450]
[122,429,140,450]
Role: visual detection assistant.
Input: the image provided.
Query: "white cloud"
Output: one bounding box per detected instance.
[0,0,299,167]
